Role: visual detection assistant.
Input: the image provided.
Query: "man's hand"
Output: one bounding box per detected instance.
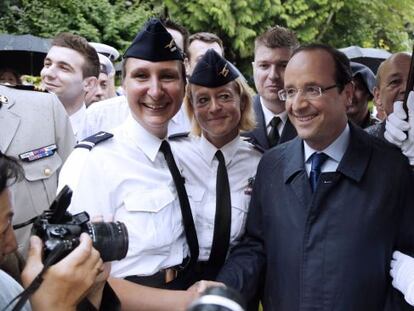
[390,250,414,306]
[21,234,103,311]
[385,91,414,165]
[187,280,226,295]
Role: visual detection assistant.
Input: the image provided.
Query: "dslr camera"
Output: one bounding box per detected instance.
[32,185,128,264]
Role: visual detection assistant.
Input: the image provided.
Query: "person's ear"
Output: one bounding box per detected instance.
[83,76,98,93]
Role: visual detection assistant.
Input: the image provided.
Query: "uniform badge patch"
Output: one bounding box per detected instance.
[0,95,8,106]
[244,177,255,195]
[19,144,57,162]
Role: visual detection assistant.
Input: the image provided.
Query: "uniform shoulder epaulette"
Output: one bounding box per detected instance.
[242,136,265,154]
[168,132,190,140]
[0,83,48,93]
[75,131,113,150]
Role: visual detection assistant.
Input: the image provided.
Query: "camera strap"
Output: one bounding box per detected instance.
[1,243,66,311]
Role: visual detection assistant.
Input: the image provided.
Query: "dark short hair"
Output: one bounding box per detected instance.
[0,152,24,194]
[161,18,190,57]
[291,43,352,92]
[255,25,299,52]
[188,32,224,58]
[52,32,100,79]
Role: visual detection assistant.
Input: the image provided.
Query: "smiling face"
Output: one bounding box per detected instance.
[190,81,243,148]
[285,49,351,150]
[374,53,411,117]
[253,45,292,114]
[41,46,87,107]
[122,58,185,138]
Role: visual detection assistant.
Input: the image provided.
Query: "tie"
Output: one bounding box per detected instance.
[159,140,199,266]
[268,116,281,147]
[209,150,231,267]
[309,152,329,192]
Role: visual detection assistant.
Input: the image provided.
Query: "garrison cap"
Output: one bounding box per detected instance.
[124,18,183,61]
[189,49,239,87]
[351,62,375,96]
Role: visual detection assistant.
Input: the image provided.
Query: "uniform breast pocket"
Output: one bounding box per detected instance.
[185,184,205,216]
[230,192,250,242]
[18,152,62,215]
[122,187,182,249]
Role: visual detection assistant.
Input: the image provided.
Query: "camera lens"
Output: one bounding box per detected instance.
[85,222,129,262]
[187,287,246,311]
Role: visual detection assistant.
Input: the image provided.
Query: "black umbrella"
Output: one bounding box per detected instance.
[0,34,51,76]
[339,45,391,74]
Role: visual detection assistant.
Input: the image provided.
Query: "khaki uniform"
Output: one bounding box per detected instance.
[0,85,75,254]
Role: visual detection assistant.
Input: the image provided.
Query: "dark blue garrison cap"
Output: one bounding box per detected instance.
[124,18,183,62]
[351,62,375,96]
[189,49,239,87]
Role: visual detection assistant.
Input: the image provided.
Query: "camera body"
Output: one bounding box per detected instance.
[32,185,128,264]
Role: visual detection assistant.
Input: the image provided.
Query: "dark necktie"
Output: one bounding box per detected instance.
[159,140,199,266]
[268,116,281,147]
[208,150,231,267]
[309,152,329,192]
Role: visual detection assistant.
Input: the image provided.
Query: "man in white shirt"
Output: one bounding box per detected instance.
[41,32,100,140]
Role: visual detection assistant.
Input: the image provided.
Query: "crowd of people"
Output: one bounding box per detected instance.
[1,16,414,310]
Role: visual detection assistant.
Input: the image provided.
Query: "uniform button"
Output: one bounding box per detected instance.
[44,168,52,176]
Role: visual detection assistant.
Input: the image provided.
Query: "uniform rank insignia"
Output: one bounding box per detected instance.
[0,95,8,106]
[19,144,57,162]
[165,39,177,52]
[244,177,255,195]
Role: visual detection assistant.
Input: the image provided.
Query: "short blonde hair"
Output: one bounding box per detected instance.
[184,77,256,136]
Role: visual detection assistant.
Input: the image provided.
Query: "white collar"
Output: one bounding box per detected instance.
[260,97,288,127]
[123,115,164,162]
[304,123,350,164]
[199,135,241,166]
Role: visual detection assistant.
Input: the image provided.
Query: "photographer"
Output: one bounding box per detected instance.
[0,152,116,311]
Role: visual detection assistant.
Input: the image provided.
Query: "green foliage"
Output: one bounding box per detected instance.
[1,0,414,78]
[0,0,160,53]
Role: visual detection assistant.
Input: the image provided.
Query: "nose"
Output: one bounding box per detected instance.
[147,78,163,100]
[268,65,280,81]
[41,65,56,79]
[3,226,17,256]
[290,91,309,111]
[209,97,222,113]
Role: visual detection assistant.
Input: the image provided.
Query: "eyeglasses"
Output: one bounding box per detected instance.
[278,84,338,101]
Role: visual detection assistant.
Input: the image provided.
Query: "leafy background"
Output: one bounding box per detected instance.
[1,0,413,78]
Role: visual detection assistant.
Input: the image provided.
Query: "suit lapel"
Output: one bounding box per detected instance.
[0,96,20,152]
[280,117,297,143]
[283,137,312,207]
[250,96,270,149]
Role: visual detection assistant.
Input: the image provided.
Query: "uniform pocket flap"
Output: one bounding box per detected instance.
[231,192,249,212]
[22,153,62,181]
[185,184,204,202]
[124,187,175,213]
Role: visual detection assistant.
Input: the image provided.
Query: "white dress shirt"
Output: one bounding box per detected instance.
[69,103,87,141]
[172,135,262,261]
[68,115,187,278]
[260,97,288,136]
[304,123,350,175]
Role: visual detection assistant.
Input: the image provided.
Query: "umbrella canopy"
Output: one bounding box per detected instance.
[339,45,392,74]
[0,34,51,76]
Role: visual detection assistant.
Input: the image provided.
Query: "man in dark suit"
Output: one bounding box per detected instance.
[243,26,299,149]
[217,44,414,310]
